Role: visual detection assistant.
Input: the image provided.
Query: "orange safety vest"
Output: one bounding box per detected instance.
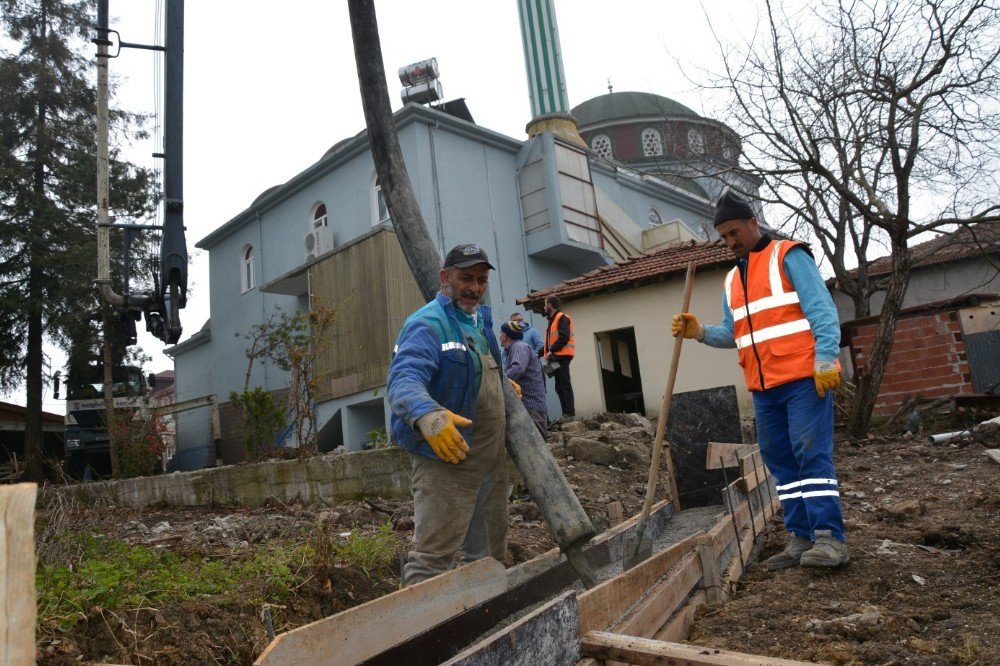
[544,311,575,358]
[725,239,815,391]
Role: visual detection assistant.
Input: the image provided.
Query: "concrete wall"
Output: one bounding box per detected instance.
[171,336,215,470]
[558,265,753,422]
[45,449,414,509]
[832,257,1000,321]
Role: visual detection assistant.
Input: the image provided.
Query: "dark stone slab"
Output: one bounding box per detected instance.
[667,384,743,507]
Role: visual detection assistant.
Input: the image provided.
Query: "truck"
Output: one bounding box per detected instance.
[60,363,151,479]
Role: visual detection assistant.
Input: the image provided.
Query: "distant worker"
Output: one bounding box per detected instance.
[387,243,510,585]
[671,191,848,569]
[499,320,548,436]
[510,311,544,356]
[543,295,576,418]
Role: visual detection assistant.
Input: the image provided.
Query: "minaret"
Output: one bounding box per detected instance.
[516,0,586,148]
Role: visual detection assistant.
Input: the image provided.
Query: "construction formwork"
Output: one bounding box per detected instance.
[256,447,794,666]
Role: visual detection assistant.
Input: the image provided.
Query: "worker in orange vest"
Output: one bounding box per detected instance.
[543,295,576,419]
[672,191,848,569]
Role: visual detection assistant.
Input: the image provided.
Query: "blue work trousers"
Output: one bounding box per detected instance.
[753,377,845,542]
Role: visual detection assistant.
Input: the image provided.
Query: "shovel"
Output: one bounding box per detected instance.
[624,261,696,571]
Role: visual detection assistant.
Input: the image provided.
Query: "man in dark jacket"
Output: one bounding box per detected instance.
[543,295,576,418]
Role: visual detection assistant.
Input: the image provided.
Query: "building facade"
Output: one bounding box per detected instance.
[166,98,747,467]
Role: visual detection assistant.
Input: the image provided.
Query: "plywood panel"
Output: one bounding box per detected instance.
[310,229,422,402]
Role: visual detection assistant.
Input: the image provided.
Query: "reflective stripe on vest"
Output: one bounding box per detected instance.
[544,311,575,357]
[726,240,815,391]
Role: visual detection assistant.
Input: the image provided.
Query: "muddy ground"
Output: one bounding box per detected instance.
[32,414,998,665]
[690,424,1000,665]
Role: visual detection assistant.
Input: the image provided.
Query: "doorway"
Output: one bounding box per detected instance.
[596,327,645,414]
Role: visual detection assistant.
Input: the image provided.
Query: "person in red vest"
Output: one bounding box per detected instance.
[672,191,848,569]
[543,295,576,418]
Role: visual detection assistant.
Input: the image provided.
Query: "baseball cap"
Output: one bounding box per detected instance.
[443,243,495,269]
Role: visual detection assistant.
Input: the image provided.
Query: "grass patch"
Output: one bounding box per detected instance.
[37,532,312,632]
[333,523,400,573]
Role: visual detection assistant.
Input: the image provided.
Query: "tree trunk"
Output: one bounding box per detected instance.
[847,240,910,437]
[23,0,49,483]
[347,0,441,300]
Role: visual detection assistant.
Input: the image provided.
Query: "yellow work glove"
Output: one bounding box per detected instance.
[814,360,841,398]
[415,410,472,464]
[509,379,522,399]
[671,313,704,341]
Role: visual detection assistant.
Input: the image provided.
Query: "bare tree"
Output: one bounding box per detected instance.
[706,0,1000,435]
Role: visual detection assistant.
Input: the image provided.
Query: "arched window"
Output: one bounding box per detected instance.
[372,176,391,227]
[241,244,256,293]
[641,128,663,157]
[687,127,705,155]
[311,202,328,229]
[648,207,663,227]
[590,134,613,159]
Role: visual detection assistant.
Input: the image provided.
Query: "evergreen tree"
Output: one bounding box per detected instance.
[0,0,159,480]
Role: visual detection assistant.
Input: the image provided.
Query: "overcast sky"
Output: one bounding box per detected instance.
[32,0,769,411]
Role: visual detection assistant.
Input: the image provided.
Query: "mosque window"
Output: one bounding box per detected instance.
[687,128,705,155]
[641,128,663,157]
[591,134,613,159]
[372,176,392,227]
[311,202,328,229]
[723,144,736,162]
[648,207,664,226]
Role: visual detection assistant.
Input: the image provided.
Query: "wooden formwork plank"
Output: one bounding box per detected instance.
[706,442,755,469]
[653,589,708,643]
[695,535,722,604]
[444,591,579,666]
[1,483,37,666]
[582,631,815,665]
[611,550,702,639]
[254,558,507,666]
[577,532,698,635]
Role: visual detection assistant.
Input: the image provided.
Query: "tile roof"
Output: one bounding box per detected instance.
[518,239,735,309]
[852,223,1000,279]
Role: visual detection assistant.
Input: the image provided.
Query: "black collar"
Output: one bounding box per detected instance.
[750,233,772,253]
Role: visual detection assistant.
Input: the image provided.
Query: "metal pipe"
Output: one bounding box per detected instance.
[927,415,1000,444]
[95,0,125,308]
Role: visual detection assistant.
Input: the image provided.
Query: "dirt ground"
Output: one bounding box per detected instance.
[689,424,1000,665]
[32,414,998,665]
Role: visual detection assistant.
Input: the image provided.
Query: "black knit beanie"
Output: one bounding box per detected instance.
[713,191,755,226]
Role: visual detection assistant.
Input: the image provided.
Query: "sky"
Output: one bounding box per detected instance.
[30,0,770,412]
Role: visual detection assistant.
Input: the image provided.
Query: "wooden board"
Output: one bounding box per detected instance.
[255,558,507,665]
[577,532,698,634]
[1,483,37,666]
[611,551,703,639]
[582,631,815,665]
[985,449,1000,465]
[653,589,707,643]
[706,442,755,469]
[444,591,579,666]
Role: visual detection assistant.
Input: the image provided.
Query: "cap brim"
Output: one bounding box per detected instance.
[447,259,495,269]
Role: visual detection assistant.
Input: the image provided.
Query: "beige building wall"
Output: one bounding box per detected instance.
[558,265,754,422]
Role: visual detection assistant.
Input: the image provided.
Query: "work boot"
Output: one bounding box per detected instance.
[800,530,850,568]
[764,535,813,570]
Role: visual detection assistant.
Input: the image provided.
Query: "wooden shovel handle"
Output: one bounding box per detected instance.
[638,261,696,525]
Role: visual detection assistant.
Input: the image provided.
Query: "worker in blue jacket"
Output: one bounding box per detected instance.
[388,243,515,585]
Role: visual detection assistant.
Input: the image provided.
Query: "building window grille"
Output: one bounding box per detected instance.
[648,208,663,226]
[591,134,613,159]
[641,128,663,157]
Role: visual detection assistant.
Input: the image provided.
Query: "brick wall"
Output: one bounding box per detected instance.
[849,310,973,416]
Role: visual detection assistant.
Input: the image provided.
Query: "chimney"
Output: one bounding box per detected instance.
[516,0,586,148]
